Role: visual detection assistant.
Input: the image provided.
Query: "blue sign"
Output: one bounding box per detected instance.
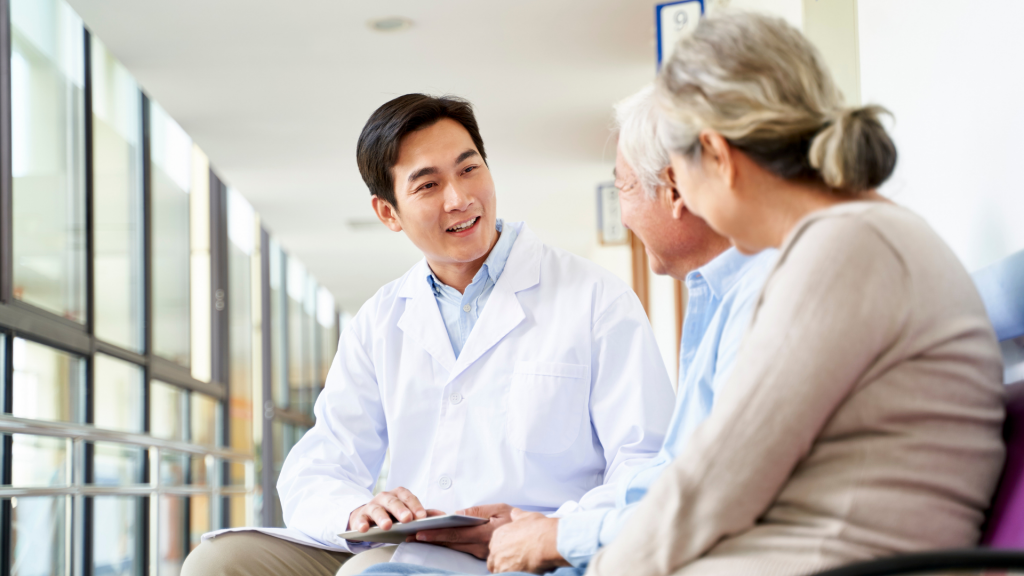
[656,0,705,67]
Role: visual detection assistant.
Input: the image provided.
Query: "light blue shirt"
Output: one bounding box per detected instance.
[427,219,519,359]
[556,247,777,568]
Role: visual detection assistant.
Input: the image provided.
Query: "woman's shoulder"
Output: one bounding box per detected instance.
[785,201,949,267]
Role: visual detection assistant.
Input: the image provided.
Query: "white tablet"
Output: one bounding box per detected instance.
[338,514,488,544]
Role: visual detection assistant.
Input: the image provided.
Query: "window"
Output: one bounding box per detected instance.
[92,36,144,352]
[150,102,192,367]
[10,0,86,323]
[11,338,84,423]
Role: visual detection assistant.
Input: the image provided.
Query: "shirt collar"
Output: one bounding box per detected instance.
[426,218,513,293]
[685,247,756,300]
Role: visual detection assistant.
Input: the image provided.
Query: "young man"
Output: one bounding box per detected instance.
[182,94,673,576]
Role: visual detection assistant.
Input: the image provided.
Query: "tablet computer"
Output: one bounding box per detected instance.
[338,514,488,544]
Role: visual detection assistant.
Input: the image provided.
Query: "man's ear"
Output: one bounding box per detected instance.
[658,165,687,220]
[698,130,736,189]
[372,196,403,232]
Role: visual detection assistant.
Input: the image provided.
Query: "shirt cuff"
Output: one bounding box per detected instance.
[556,508,612,568]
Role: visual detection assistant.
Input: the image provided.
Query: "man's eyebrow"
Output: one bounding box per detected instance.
[455,149,479,165]
[408,166,438,183]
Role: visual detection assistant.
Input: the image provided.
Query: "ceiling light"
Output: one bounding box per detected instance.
[368,17,413,33]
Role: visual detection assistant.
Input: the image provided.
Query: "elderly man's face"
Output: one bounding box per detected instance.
[615,146,729,278]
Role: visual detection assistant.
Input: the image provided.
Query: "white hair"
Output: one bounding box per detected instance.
[613,85,671,199]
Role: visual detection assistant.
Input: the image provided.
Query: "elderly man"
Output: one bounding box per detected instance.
[359,85,777,576]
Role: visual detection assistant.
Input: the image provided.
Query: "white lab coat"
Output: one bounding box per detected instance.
[206,223,673,571]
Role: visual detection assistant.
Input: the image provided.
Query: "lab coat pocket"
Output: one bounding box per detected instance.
[506,361,590,454]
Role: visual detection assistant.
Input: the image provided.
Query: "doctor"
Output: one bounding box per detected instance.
[182,94,673,576]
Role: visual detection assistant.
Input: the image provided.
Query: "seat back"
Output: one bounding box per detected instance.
[975,249,1024,548]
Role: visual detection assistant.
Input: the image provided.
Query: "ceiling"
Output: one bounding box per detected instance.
[66,0,661,313]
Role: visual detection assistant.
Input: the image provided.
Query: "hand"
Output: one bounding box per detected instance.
[487,508,569,574]
[348,487,428,532]
[411,503,515,559]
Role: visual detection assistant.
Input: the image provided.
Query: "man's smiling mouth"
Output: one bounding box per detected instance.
[447,217,479,233]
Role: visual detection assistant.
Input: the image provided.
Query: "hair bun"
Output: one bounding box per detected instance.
[809,105,897,193]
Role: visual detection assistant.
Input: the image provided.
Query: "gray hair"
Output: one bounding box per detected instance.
[656,11,896,195]
[613,85,671,199]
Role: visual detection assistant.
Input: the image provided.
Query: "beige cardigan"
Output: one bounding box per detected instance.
[586,202,1005,576]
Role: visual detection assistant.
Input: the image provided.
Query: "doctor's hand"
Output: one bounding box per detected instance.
[348,487,428,532]
[410,503,515,559]
[487,508,569,574]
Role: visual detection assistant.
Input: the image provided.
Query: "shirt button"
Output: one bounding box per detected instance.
[462,304,471,312]
[438,475,453,490]
[449,393,462,405]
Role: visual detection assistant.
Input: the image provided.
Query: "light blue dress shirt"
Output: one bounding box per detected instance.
[555,247,777,568]
[427,219,518,359]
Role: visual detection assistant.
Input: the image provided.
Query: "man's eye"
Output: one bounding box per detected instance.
[464,166,476,174]
[420,182,436,191]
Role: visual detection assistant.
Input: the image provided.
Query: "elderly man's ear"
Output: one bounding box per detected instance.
[659,165,688,220]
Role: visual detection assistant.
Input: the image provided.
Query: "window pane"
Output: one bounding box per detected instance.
[150,380,185,441]
[94,354,143,432]
[226,495,249,529]
[150,101,191,367]
[190,455,208,486]
[158,495,185,576]
[190,391,218,447]
[10,434,66,487]
[189,495,210,552]
[10,496,66,576]
[228,189,254,464]
[10,0,86,323]
[12,338,83,422]
[159,451,186,487]
[317,286,337,386]
[92,36,143,352]
[93,496,139,576]
[190,146,212,383]
[287,258,310,414]
[270,240,287,408]
[93,442,143,485]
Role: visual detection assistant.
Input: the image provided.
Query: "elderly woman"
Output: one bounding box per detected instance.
[364,10,1006,576]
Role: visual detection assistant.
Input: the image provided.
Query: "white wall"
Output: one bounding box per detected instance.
[859,0,1024,271]
[648,272,680,389]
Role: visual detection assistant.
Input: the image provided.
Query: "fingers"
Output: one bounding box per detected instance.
[350,508,372,533]
[509,507,527,522]
[416,523,492,544]
[455,502,511,519]
[366,504,395,531]
[392,487,427,521]
[424,509,446,517]
[441,543,489,560]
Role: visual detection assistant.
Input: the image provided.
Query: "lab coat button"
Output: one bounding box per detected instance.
[462,304,471,312]
[439,475,453,490]
[449,393,462,405]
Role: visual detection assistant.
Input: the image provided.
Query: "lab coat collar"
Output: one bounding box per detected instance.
[396,222,540,380]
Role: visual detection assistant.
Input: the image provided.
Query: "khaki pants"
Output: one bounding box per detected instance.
[182,532,398,576]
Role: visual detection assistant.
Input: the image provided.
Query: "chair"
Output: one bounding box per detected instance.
[813,249,1024,575]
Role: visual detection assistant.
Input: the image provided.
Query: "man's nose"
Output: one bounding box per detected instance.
[443,181,472,212]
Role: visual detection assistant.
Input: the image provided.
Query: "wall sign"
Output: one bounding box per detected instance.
[656,0,704,67]
[597,181,629,246]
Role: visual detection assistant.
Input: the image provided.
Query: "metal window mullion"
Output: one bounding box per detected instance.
[1,4,13,565]
[0,0,10,309]
[259,227,272,528]
[209,172,229,530]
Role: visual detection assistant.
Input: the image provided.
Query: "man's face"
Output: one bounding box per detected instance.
[615,146,728,278]
[376,118,498,267]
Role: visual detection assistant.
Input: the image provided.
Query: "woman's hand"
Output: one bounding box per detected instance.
[487,508,570,573]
